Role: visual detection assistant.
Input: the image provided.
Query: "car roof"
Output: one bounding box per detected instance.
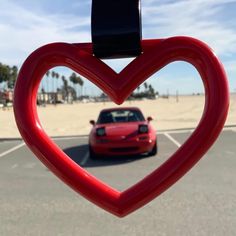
[100,107,142,113]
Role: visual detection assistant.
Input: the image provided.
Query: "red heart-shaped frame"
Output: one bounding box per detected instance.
[14,37,229,217]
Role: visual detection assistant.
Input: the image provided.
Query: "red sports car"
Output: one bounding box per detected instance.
[88,107,157,158]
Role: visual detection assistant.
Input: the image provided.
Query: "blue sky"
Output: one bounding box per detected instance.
[0,0,236,95]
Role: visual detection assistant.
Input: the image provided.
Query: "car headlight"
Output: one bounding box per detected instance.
[138,124,148,134]
[96,127,106,136]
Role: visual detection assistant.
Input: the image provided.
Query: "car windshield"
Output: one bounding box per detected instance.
[97,109,145,124]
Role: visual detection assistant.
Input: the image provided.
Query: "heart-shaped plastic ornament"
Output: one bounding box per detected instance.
[14,37,229,217]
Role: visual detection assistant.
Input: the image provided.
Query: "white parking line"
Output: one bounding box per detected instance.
[0,142,25,158]
[80,151,89,166]
[53,136,88,141]
[11,164,18,169]
[164,133,181,147]
[24,163,37,169]
[158,129,194,134]
[231,127,236,132]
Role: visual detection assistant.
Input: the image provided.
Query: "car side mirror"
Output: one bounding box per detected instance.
[90,120,95,126]
[147,116,153,122]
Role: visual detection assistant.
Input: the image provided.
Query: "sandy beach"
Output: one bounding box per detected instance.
[0,94,235,139]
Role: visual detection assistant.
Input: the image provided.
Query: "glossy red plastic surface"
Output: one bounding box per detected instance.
[13,37,229,217]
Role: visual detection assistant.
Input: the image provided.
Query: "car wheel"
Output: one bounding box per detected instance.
[148,142,157,156]
[89,145,97,160]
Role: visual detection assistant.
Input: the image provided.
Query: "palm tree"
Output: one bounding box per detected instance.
[51,71,56,92]
[137,85,140,94]
[61,75,69,102]
[69,72,77,98]
[8,65,18,89]
[45,71,50,92]
[76,75,84,97]
[61,75,65,82]
[61,75,65,92]
[55,72,60,92]
[69,73,84,99]
[46,71,52,93]
[144,82,148,91]
[0,64,10,89]
[148,84,155,95]
[0,64,19,90]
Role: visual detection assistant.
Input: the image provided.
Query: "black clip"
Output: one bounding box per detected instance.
[91,0,142,59]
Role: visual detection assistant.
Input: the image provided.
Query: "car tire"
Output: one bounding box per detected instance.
[89,145,97,160]
[148,141,157,156]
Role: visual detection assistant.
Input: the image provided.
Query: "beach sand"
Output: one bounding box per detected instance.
[0,94,235,138]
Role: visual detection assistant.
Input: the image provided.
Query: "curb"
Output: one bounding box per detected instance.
[1,125,236,142]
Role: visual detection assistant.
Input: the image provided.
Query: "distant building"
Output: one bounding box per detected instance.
[37,91,73,105]
[0,89,14,103]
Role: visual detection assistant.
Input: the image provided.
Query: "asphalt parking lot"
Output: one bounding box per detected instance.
[0,128,236,236]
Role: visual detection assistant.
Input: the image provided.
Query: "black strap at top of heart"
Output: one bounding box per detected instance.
[91,0,142,59]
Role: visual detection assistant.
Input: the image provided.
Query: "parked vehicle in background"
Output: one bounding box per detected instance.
[88,107,157,158]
